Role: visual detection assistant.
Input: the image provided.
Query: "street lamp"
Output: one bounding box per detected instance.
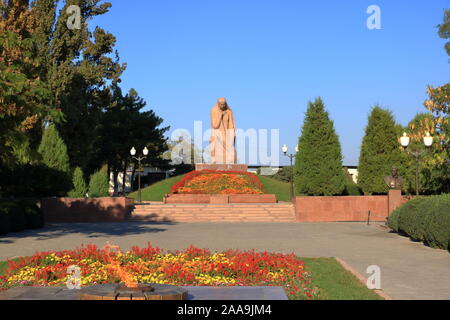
[282,144,299,201]
[130,147,149,203]
[399,132,434,196]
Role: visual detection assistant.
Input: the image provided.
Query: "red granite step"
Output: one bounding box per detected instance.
[130,203,296,222]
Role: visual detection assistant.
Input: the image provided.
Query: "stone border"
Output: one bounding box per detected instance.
[164,194,277,204]
[335,257,392,300]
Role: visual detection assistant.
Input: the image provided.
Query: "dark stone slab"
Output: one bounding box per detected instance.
[0,287,81,300]
[0,286,288,300]
[186,286,288,300]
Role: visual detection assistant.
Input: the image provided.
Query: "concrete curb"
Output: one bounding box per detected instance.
[335,257,392,300]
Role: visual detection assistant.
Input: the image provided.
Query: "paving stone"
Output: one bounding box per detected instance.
[0,286,288,300]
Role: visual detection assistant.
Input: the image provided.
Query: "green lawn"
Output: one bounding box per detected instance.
[0,259,19,276]
[301,257,383,300]
[257,175,293,202]
[128,174,185,201]
[0,261,8,276]
[129,174,293,202]
[0,257,382,299]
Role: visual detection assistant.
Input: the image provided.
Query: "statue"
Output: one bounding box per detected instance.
[384,167,403,190]
[210,98,237,164]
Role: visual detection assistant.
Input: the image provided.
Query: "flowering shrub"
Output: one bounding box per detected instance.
[171,170,265,195]
[0,243,319,300]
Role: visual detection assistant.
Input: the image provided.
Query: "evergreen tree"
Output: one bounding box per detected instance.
[68,167,88,198]
[88,169,109,197]
[294,97,346,196]
[95,86,169,194]
[38,124,71,174]
[0,0,59,167]
[358,106,403,195]
[48,0,126,171]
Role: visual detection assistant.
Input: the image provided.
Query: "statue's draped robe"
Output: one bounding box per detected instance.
[210,105,236,164]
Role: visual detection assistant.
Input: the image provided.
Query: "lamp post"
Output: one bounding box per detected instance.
[130,147,149,204]
[399,132,433,196]
[282,144,299,201]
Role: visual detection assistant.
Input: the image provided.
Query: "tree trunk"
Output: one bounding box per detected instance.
[122,159,128,195]
[131,163,137,192]
[113,169,119,197]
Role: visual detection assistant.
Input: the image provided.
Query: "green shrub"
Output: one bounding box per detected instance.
[0,208,10,235]
[397,197,430,242]
[344,183,363,196]
[388,194,450,250]
[0,202,26,233]
[423,194,450,249]
[272,167,293,183]
[88,169,109,198]
[1,164,72,197]
[23,203,44,229]
[68,167,88,198]
[387,206,401,232]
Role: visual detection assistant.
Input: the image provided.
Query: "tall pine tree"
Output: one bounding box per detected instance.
[294,97,346,196]
[358,106,403,195]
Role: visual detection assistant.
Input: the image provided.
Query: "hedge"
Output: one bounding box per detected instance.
[23,203,45,229]
[0,200,44,235]
[387,194,450,250]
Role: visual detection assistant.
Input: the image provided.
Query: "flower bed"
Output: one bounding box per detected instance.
[171,170,265,195]
[0,244,318,300]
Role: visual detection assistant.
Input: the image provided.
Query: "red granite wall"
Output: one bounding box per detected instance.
[294,192,412,222]
[294,196,388,222]
[41,197,134,222]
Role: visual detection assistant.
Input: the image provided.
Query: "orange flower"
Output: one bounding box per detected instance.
[171,170,265,195]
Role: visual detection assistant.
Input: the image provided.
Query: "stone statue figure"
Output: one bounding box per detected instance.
[210,98,236,164]
[384,167,403,190]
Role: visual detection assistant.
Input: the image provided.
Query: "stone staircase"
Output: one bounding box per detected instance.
[130,202,297,223]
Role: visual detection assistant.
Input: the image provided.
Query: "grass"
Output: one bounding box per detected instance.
[0,258,19,276]
[0,257,382,300]
[257,175,293,202]
[128,174,185,201]
[128,174,294,202]
[0,261,8,276]
[301,257,383,300]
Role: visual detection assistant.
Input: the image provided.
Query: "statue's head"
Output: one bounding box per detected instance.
[217,98,228,110]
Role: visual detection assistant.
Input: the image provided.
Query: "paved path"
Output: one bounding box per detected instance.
[1,222,449,300]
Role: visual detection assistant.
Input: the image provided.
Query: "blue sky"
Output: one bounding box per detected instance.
[92,0,449,166]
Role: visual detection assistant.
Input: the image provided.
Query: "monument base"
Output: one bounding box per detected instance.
[195,163,248,172]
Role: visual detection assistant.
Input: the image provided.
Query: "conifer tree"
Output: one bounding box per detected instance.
[88,169,109,197]
[38,124,71,174]
[294,97,346,196]
[68,167,88,198]
[358,106,403,194]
